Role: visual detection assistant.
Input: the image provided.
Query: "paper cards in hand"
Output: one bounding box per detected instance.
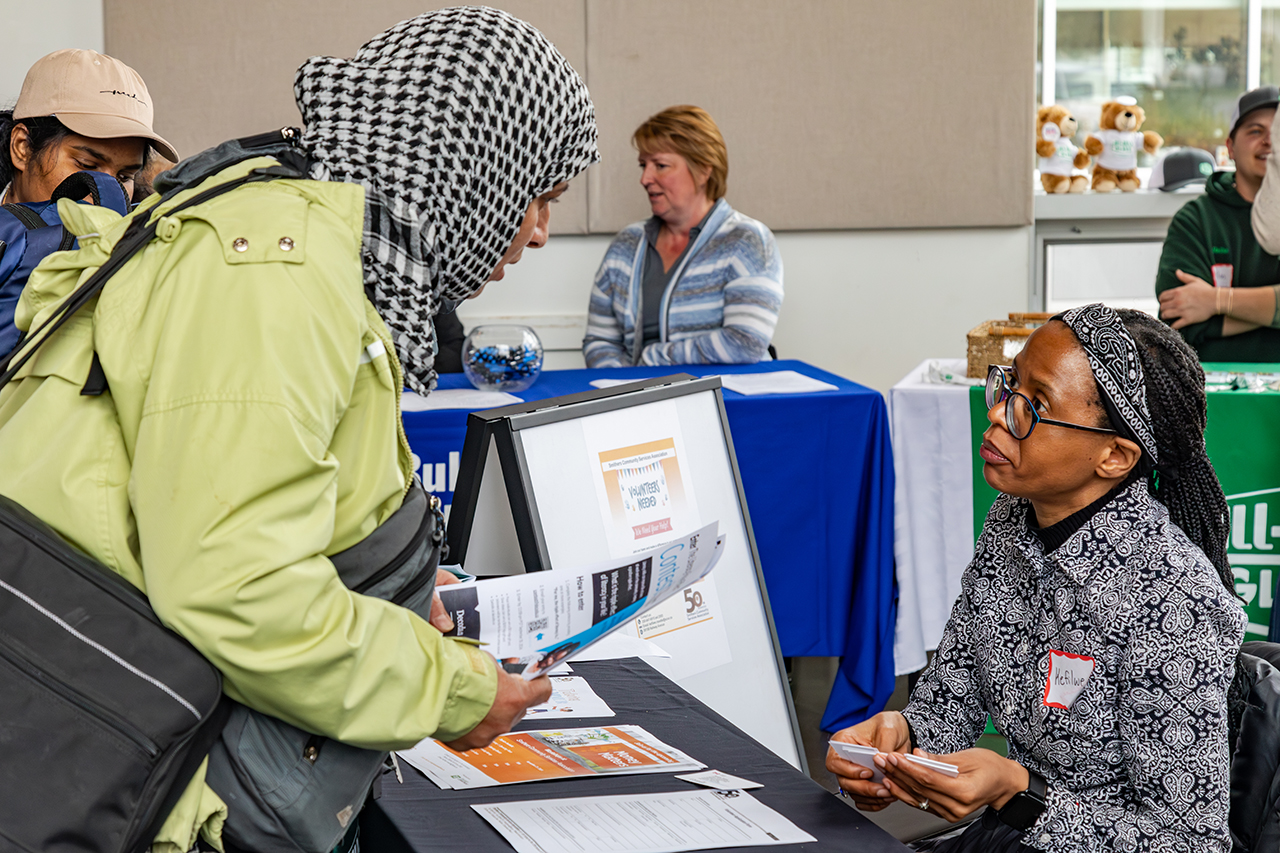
[397,725,704,790]
[473,789,816,853]
[828,741,883,783]
[828,740,959,780]
[437,523,723,677]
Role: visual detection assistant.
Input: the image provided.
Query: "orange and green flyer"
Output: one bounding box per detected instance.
[396,725,705,790]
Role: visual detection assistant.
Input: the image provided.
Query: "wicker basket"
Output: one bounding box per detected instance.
[965,313,1053,378]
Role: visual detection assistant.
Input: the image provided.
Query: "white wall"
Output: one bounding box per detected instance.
[1,0,104,106]
[458,228,1032,392]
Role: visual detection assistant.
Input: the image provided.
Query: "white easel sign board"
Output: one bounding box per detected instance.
[446,376,805,771]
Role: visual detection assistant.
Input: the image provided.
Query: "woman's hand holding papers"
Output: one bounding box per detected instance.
[826,711,911,811]
[876,747,1029,822]
[828,713,1027,821]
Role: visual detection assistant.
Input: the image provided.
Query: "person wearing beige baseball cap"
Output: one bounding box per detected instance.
[1,48,177,205]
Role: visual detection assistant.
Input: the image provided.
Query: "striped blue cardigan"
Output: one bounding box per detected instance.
[582,199,783,367]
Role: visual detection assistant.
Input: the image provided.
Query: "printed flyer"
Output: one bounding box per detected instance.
[398,725,703,790]
[438,523,724,677]
[581,400,702,559]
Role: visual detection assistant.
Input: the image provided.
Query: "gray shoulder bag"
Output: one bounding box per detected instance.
[206,479,446,853]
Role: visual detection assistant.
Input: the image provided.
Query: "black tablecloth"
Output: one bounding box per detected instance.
[360,658,908,852]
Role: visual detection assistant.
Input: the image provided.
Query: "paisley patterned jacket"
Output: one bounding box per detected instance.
[905,479,1245,853]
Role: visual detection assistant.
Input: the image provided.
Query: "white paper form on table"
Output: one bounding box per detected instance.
[472,789,816,853]
[717,370,838,396]
[400,388,522,411]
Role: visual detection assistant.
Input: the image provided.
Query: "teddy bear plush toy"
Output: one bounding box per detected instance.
[1036,105,1091,193]
[1084,98,1163,192]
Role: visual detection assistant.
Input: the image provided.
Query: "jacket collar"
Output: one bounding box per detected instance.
[1007,477,1155,588]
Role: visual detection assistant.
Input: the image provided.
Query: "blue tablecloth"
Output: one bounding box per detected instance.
[403,359,895,730]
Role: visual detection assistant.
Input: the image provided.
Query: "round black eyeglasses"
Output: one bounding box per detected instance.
[986,365,1118,441]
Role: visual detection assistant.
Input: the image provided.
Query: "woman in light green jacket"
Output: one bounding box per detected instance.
[0,8,598,852]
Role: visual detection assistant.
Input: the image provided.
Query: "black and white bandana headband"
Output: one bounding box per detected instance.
[1058,303,1158,465]
[294,7,599,394]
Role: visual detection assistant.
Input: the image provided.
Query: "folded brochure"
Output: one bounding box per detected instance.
[439,523,723,678]
[398,725,704,790]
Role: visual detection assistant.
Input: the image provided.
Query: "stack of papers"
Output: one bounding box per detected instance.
[399,725,704,790]
[473,789,816,853]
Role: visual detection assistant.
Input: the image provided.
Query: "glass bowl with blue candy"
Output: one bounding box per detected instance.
[461,324,545,393]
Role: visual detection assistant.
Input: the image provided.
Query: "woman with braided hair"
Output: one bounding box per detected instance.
[828,304,1244,852]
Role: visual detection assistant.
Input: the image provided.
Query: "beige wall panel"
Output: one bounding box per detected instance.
[103,1,590,233]
[585,0,1034,232]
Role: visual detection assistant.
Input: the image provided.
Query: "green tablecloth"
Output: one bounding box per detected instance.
[969,363,1280,639]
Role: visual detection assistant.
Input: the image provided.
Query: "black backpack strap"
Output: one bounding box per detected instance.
[0,163,300,388]
[2,203,45,231]
[50,172,104,207]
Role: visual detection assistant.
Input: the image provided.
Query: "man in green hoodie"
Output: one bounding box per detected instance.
[1156,86,1280,361]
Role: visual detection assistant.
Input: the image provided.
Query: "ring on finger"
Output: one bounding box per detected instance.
[918,798,929,811]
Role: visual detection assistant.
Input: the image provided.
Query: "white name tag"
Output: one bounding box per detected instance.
[1043,650,1094,709]
[1212,264,1234,289]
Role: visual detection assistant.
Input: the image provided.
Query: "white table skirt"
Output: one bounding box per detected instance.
[889,359,980,676]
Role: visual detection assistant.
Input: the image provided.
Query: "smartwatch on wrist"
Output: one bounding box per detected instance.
[996,769,1047,831]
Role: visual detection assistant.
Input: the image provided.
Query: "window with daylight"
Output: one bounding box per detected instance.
[1040,0,1257,158]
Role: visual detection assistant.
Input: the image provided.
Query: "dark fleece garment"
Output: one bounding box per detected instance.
[1154,170,1280,362]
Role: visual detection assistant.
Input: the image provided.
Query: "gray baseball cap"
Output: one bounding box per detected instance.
[1230,86,1280,137]
[1150,148,1216,192]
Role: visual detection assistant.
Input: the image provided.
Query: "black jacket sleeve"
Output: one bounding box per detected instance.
[433,310,467,374]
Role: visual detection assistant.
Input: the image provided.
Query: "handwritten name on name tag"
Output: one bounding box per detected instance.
[1042,650,1095,710]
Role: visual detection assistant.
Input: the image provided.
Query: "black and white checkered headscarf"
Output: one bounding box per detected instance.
[295,7,599,393]
[1058,303,1159,464]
